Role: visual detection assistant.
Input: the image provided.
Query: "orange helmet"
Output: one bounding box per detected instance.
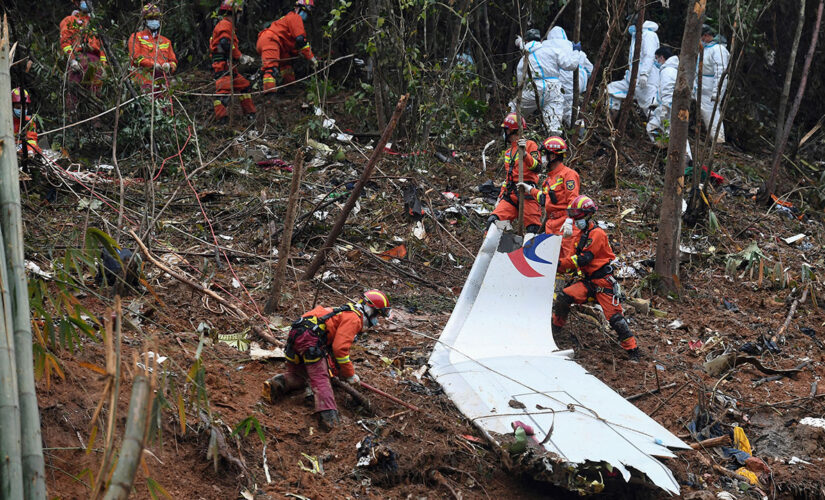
[567,195,598,220]
[501,112,526,131]
[11,88,31,104]
[541,136,568,156]
[362,289,391,316]
[141,3,161,19]
[219,0,242,12]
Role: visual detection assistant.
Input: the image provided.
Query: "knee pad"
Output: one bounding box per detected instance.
[486,214,499,229]
[526,224,541,234]
[609,313,632,341]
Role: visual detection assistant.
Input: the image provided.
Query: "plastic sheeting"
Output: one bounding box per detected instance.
[428,224,688,495]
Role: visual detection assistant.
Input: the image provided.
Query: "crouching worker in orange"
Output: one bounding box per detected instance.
[210,0,256,122]
[12,88,40,158]
[256,0,318,92]
[519,136,580,255]
[552,195,640,361]
[262,290,391,430]
[487,112,542,234]
[128,4,177,95]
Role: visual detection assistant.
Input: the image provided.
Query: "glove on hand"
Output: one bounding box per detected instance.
[161,62,171,73]
[515,35,524,49]
[572,42,582,51]
[637,74,648,88]
[562,218,574,237]
[69,59,82,72]
[310,57,319,69]
[711,94,718,102]
[239,54,254,66]
[517,138,527,148]
[516,182,532,193]
[345,374,360,385]
[154,62,163,72]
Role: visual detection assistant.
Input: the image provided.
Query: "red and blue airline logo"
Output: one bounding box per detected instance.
[507,234,555,278]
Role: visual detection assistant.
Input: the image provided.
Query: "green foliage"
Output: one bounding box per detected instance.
[231,415,266,446]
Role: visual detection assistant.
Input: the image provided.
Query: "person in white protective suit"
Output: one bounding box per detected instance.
[698,24,730,143]
[607,20,660,118]
[646,47,692,160]
[510,28,586,134]
[544,26,593,127]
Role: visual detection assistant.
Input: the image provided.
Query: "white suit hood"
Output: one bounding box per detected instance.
[642,20,659,32]
[547,26,568,41]
[662,55,679,71]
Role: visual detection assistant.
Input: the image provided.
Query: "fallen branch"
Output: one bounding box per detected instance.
[330,378,374,415]
[430,469,461,500]
[199,411,249,477]
[690,434,731,450]
[753,361,810,387]
[626,382,677,401]
[772,287,809,343]
[649,381,691,417]
[359,381,420,412]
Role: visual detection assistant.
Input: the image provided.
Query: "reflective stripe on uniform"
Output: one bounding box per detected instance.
[335,355,350,364]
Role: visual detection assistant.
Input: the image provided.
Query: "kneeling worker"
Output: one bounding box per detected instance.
[552,195,640,360]
[262,290,391,430]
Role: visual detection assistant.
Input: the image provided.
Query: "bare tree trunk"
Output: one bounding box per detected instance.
[761,0,824,203]
[369,0,387,129]
[616,0,645,136]
[303,94,408,280]
[265,150,305,313]
[775,0,806,146]
[570,0,583,138]
[580,0,628,116]
[655,0,705,295]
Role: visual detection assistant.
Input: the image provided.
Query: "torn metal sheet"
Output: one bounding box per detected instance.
[428,223,688,495]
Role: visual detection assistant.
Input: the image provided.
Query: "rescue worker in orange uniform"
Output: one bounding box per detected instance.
[518,136,579,258]
[60,0,108,113]
[127,4,178,95]
[262,290,391,430]
[552,195,640,360]
[488,112,542,234]
[210,0,256,122]
[256,0,318,92]
[12,88,40,158]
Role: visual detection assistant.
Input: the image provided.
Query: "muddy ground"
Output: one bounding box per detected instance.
[25,83,825,499]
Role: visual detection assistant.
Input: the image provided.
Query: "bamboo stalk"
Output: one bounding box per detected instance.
[0,17,46,499]
[0,223,24,500]
[265,148,306,313]
[102,374,153,500]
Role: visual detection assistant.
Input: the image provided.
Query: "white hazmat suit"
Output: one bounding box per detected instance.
[510,38,585,134]
[545,27,593,127]
[646,55,691,159]
[608,20,660,114]
[698,36,730,143]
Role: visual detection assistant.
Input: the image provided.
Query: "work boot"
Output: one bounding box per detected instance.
[318,409,340,431]
[262,375,288,404]
[626,348,640,362]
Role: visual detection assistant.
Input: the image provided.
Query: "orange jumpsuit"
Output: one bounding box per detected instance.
[553,221,637,352]
[209,16,255,119]
[60,11,107,111]
[279,305,364,412]
[127,30,178,91]
[256,11,315,91]
[491,140,542,229]
[14,115,40,157]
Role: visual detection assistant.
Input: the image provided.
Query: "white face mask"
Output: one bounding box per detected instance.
[575,218,588,230]
[146,20,160,31]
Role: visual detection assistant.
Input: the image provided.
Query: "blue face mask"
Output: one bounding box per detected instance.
[79,1,90,12]
[367,315,378,327]
[13,108,22,118]
[298,10,308,21]
[575,218,588,230]
[653,60,662,69]
[146,20,160,31]
[628,25,636,36]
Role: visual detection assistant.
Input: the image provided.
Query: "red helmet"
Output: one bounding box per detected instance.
[501,112,526,131]
[541,136,568,155]
[12,88,31,104]
[296,0,315,9]
[363,289,391,316]
[141,3,161,19]
[219,0,242,12]
[567,195,598,220]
